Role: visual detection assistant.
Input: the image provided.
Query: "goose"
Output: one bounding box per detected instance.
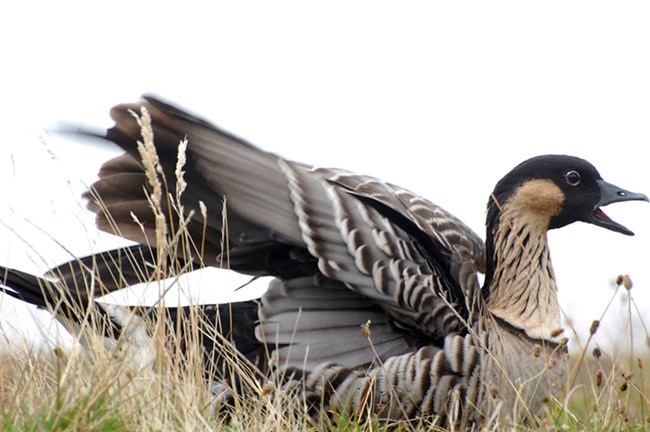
[2,95,646,425]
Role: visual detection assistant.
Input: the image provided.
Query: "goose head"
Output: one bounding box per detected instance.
[487,155,648,237]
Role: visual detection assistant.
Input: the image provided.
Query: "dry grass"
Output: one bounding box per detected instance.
[0,337,308,431]
[558,280,650,431]
[1,108,649,431]
[0,302,648,431]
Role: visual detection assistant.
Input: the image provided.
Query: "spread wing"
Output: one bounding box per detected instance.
[82,95,486,369]
[1,258,264,383]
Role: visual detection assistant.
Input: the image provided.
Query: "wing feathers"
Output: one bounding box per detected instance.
[80,96,489,388]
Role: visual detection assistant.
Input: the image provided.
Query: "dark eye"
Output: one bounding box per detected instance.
[564,170,581,186]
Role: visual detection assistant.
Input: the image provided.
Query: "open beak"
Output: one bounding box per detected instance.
[587,180,648,235]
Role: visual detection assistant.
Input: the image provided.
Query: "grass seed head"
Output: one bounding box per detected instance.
[592,347,602,359]
[623,274,633,290]
[590,320,600,335]
[52,347,66,360]
[360,320,372,339]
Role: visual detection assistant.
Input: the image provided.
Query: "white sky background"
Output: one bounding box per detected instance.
[0,2,649,354]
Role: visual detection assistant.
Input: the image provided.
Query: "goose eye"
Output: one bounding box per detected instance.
[564,170,581,186]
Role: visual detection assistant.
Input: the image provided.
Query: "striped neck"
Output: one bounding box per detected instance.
[484,195,563,343]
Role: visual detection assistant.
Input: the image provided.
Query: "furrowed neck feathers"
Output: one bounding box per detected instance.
[483,179,565,343]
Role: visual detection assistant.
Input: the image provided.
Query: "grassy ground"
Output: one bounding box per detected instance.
[0,306,648,431]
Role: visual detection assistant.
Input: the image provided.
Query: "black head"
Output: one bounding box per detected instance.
[487,155,648,236]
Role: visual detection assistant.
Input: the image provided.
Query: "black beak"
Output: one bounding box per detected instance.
[587,180,648,236]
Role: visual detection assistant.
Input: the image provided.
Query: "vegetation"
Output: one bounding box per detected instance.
[0,281,648,431]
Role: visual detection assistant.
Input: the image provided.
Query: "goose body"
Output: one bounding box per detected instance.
[2,96,646,425]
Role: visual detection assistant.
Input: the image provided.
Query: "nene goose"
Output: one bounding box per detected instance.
[3,95,646,426]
